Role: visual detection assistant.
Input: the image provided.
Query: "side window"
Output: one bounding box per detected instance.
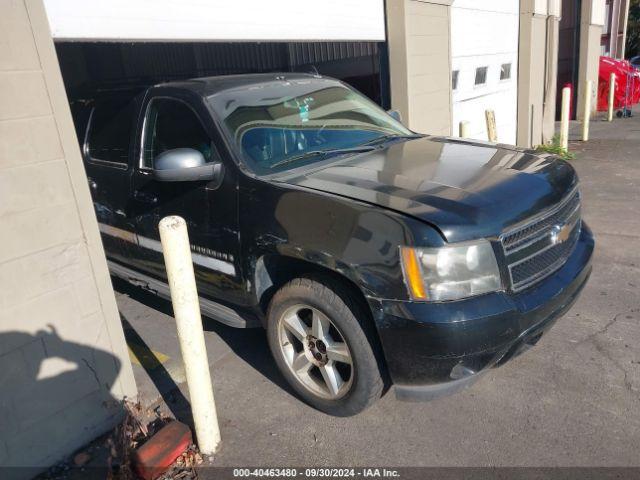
[87,99,135,165]
[142,98,213,168]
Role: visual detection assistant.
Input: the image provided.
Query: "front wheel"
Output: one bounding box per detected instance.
[266,276,384,416]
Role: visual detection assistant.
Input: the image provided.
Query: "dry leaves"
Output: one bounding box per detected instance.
[38,400,205,479]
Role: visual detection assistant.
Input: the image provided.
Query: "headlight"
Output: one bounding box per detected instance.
[400,240,502,301]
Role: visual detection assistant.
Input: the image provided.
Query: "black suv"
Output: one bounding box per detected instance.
[76,74,594,416]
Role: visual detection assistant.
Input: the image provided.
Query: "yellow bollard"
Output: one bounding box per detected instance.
[485,110,497,142]
[582,80,592,141]
[559,87,571,151]
[459,121,470,138]
[159,215,221,456]
[607,73,616,122]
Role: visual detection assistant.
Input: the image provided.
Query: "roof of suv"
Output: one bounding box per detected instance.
[154,73,333,97]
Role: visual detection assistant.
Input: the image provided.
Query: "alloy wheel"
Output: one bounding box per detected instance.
[277,304,353,399]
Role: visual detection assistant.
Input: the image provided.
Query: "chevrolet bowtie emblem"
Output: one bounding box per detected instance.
[550,222,573,245]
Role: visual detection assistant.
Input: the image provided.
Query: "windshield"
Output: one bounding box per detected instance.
[208,77,413,174]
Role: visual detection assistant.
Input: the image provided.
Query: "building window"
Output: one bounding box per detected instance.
[500,63,512,81]
[452,70,459,90]
[474,66,488,86]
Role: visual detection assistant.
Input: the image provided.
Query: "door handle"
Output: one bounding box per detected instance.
[133,190,158,206]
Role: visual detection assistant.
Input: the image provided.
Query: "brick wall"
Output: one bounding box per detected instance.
[0,0,137,476]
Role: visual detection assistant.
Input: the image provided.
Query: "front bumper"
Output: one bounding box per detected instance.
[371,223,595,401]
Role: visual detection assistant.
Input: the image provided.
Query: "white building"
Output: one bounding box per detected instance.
[450,1,520,144]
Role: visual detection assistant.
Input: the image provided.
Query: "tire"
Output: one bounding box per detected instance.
[266,275,384,416]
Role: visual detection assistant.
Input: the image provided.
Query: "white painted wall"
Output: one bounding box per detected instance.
[43,0,385,41]
[534,0,548,15]
[451,0,520,145]
[591,0,607,26]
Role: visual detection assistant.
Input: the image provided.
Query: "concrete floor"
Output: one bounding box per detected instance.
[115,114,640,468]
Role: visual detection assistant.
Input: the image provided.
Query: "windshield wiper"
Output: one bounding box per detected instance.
[270,145,376,169]
[362,133,424,147]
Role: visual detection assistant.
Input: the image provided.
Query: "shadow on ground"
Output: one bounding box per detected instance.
[112,277,296,415]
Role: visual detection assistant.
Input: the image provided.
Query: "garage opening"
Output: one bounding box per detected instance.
[56,41,390,114]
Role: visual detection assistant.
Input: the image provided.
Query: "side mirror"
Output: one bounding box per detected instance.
[387,109,403,123]
[153,148,222,183]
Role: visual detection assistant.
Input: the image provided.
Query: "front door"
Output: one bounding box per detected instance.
[130,94,244,304]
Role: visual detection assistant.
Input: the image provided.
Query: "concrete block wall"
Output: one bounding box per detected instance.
[577,0,605,120]
[517,0,561,147]
[0,0,137,476]
[386,0,453,135]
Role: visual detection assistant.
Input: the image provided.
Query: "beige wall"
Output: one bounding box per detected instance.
[617,0,630,58]
[386,0,453,135]
[577,1,604,120]
[542,11,560,144]
[517,0,561,147]
[517,3,547,147]
[0,0,136,476]
[388,0,560,145]
[606,0,630,58]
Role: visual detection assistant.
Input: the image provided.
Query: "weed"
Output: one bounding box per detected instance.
[535,135,576,160]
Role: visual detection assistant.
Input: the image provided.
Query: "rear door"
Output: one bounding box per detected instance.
[130,91,244,304]
[82,96,137,265]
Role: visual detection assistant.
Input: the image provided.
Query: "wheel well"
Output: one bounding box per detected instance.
[255,254,390,389]
[255,255,373,326]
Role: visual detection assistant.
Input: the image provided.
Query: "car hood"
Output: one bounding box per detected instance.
[276,136,578,243]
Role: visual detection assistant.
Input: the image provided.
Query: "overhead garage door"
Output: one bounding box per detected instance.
[46,0,389,112]
[43,0,385,42]
[451,0,519,145]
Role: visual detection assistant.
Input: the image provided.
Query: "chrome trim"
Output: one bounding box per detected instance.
[107,260,257,328]
[508,221,581,292]
[501,185,582,292]
[504,202,581,255]
[509,218,581,269]
[98,222,236,276]
[500,185,580,250]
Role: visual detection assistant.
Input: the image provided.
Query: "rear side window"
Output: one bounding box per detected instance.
[87,99,135,165]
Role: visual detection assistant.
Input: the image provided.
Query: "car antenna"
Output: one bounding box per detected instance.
[308,65,321,77]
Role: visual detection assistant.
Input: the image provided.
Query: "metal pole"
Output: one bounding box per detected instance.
[159,216,221,456]
[559,86,571,151]
[582,80,592,141]
[485,110,497,142]
[459,121,470,138]
[623,68,632,117]
[608,73,616,122]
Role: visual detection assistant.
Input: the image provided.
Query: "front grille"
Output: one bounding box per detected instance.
[500,187,581,292]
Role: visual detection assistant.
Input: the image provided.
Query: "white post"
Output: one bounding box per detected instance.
[159,216,221,456]
[559,87,571,151]
[582,80,592,141]
[607,72,616,122]
[459,121,470,138]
